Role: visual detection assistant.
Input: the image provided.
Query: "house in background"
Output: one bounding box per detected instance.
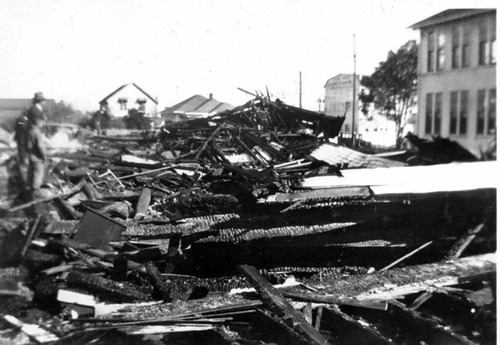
[99,83,158,118]
[323,74,360,134]
[161,94,233,123]
[410,9,496,156]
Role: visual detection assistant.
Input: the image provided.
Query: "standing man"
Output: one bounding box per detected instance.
[26,92,48,199]
[27,92,48,124]
[13,112,29,184]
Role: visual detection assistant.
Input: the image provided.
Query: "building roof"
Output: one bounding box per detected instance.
[0,99,32,110]
[99,83,158,105]
[164,94,234,116]
[324,74,360,88]
[409,8,496,30]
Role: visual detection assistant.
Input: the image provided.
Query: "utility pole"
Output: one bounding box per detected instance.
[352,34,357,148]
[299,71,302,108]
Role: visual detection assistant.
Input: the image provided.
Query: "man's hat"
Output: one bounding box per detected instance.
[33,92,47,103]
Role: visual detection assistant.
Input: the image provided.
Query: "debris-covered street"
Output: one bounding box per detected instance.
[0,96,496,345]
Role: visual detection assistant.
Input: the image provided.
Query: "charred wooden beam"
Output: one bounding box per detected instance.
[294,254,495,302]
[145,261,171,301]
[281,290,388,311]
[66,271,151,302]
[445,223,485,260]
[238,264,331,345]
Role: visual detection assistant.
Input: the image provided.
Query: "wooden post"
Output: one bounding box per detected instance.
[134,187,151,219]
[238,264,331,345]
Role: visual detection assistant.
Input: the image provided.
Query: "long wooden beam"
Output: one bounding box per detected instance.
[238,264,331,345]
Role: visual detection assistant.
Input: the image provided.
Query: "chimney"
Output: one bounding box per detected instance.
[209,93,213,100]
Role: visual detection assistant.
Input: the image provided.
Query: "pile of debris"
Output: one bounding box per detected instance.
[0,96,496,345]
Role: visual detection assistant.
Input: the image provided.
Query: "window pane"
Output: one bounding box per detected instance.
[434,93,442,135]
[491,38,496,64]
[477,90,486,134]
[427,32,435,72]
[459,91,468,135]
[479,23,488,65]
[450,91,458,134]
[437,33,446,70]
[487,89,496,134]
[462,26,471,67]
[425,93,433,134]
[452,27,460,69]
[491,21,496,64]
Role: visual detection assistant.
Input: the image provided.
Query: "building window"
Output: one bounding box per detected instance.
[452,26,460,69]
[427,32,435,72]
[459,91,468,135]
[462,26,471,68]
[491,21,496,64]
[477,90,486,134]
[434,93,442,134]
[437,32,446,71]
[487,89,496,134]
[477,89,497,135]
[425,93,433,134]
[118,98,128,110]
[450,92,458,134]
[425,93,442,135]
[479,22,489,66]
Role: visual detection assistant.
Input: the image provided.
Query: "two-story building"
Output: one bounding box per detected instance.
[324,74,360,134]
[99,83,158,119]
[410,9,496,156]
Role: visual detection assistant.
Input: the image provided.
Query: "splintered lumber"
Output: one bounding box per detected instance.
[378,241,433,272]
[194,121,227,160]
[134,187,151,219]
[281,290,388,311]
[293,254,495,302]
[321,306,393,344]
[66,271,151,302]
[238,264,331,345]
[20,216,41,258]
[387,301,478,345]
[3,315,59,343]
[146,261,171,301]
[445,223,485,260]
[7,180,85,213]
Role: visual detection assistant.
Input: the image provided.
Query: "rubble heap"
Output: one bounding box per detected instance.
[0,96,496,345]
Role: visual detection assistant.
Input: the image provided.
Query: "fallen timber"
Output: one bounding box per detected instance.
[48,254,494,344]
[0,95,496,344]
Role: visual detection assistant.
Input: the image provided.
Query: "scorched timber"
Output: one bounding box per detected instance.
[282,253,495,302]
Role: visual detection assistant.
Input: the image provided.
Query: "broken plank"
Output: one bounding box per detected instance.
[238,264,331,345]
[3,315,59,343]
[321,306,393,344]
[445,223,485,260]
[66,271,151,302]
[282,290,388,311]
[134,187,151,219]
[388,301,478,345]
[301,254,495,302]
[378,241,433,272]
[7,181,85,213]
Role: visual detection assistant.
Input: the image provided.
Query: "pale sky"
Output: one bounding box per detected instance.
[0,0,496,112]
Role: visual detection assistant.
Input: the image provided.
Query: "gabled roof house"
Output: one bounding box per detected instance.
[161,94,233,122]
[99,83,158,118]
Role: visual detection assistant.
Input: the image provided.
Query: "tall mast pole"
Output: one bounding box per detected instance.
[352,34,357,148]
[299,71,302,108]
